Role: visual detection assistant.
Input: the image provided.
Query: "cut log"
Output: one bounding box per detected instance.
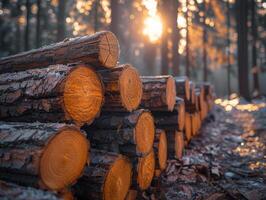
[132,150,155,190]
[153,98,185,131]
[154,129,167,172]
[191,113,197,136]
[166,130,184,159]
[140,75,176,111]
[99,64,143,112]
[86,109,155,157]
[175,76,190,100]
[73,149,132,200]
[189,82,196,104]
[0,31,120,73]
[184,112,192,142]
[0,122,88,191]
[0,180,62,200]
[0,64,104,126]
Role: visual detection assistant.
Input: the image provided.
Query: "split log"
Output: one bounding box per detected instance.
[0,31,120,73]
[86,109,155,157]
[0,180,62,200]
[0,122,88,191]
[73,149,132,200]
[184,112,192,142]
[0,64,104,126]
[153,98,185,131]
[140,75,176,111]
[154,129,167,173]
[166,130,184,159]
[175,76,190,100]
[99,64,143,112]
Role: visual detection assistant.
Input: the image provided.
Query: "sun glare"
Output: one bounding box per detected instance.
[143,15,163,42]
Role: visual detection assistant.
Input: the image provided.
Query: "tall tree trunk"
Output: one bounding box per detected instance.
[110,0,119,37]
[236,0,250,100]
[36,0,41,48]
[24,0,31,51]
[160,0,179,75]
[251,0,259,96]
[94,0,99,32]
[203,0,207,81]
[227,0,231,97]
[57,0,66,41]
[185,0,190,77]
[15,1,22,53]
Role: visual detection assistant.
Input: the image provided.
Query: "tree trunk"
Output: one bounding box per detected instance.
[15,1,22,53]
[166,130,184,159]
[24,0,31,51]
[175,76,190,100]
[73,149,132,200]
[0,31,120,73]
[251,0,259,96]
[99,64,142,112]
[227,0,231,97]
[36,0,42,48]
[185,0,190,77]
[236,0,250,100]
[57,0,66,41]
[0,122,88,191]
[110,0,120,39]
[141,75,176,111]
[154,129,167,173]
[202,0,208,81]
[0,180,62,200]
[0,64,104,127]
[86,109,155,157]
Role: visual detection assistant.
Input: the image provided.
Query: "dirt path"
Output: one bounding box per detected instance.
[148,101,266,200]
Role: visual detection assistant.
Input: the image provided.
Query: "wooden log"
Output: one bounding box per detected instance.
[126,190,138,200]
[0,64,104,126]
[73,149,132,200]
[153,98,185,131]
[154,129,167,173]
[140,75,176,111]
[191,113,197,136]
[184,112,192,142]
[0,122,88,191]
[189,82,196,104]
[132,150,155,190]
[166,130,184,159]
[86,109,155,157]
[99,64,143,112]
[0,180,62,200]
[0,31,120,73]
[175,76,190,100]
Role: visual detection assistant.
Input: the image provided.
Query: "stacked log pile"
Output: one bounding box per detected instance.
[0,31,215,199]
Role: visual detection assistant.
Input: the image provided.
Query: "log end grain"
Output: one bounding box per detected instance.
[119,64,143,111]
[40,127,88,190]
[137,150,155,190]
[157,130,167,170]
[185,112,192,142]
[135,111,155,155]
[103,155,132,200]
[175,131,184,159]
[99,31,120,68]
[166,76,176,111]
[63,65,104,126]
[176,98,185,131]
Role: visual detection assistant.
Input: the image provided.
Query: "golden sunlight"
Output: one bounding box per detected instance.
[142,0,162,43]
[143,15,163,42]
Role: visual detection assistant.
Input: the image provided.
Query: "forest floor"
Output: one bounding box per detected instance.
[148,99,266,200]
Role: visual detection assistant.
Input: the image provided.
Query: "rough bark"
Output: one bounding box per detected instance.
[0,31,120,73]
[175,76,190,100]
[0,122,88,191]
[141,75,176,111]
[0,64,104,126]
[0,180,62,200]
[152,98,185,131]
[99,64,142,112]
[73,149,132,200]
[86,109,155,157]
